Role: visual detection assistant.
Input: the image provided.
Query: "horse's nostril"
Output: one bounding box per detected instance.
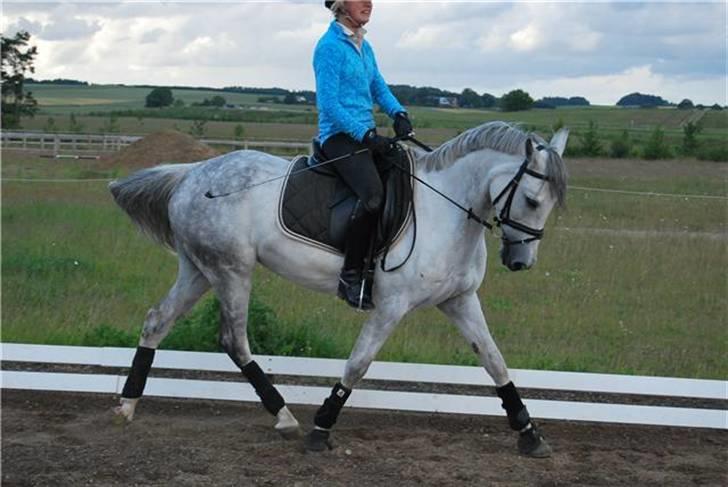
[509,262,525,271]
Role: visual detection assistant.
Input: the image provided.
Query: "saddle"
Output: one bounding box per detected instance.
[278,141,415,257]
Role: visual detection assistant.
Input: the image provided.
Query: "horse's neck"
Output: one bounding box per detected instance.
[422,149,521,214]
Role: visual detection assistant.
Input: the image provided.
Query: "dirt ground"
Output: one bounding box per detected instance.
[2,390,726,486]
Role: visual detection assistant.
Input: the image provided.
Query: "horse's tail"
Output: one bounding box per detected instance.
[109,163,198,250]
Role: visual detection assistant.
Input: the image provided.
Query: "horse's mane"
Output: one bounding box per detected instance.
[412,121,567,206]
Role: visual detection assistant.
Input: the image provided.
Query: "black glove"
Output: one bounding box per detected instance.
[393,112,413,138]
[362,128,394,155]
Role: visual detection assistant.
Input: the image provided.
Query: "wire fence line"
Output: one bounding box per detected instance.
[570,185,728,201]
[3,176,727,201]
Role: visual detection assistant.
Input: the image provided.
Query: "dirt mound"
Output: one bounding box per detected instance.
[103,130,218,170]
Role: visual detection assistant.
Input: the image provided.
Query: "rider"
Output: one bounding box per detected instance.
[315,0,413,310]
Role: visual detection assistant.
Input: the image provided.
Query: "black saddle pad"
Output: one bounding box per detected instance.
[278,147,415,255]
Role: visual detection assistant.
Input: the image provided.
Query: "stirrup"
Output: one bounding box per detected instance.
[337,272,374,311]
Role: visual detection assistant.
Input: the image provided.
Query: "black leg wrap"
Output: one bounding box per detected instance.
[314,382,352,430]
[496,381,531,431]
[121,346,155,399]
[241,360,285,416]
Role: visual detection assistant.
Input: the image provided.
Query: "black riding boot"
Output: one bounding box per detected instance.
[338,212,376,311]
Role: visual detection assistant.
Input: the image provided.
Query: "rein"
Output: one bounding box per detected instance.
[399,136,549,246]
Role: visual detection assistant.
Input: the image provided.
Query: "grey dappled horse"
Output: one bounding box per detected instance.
[110,121,568,457]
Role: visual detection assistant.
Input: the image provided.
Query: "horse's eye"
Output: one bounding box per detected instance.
[525,196,540,209]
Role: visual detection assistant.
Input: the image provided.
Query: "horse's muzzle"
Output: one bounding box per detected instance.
[500,245,533,272]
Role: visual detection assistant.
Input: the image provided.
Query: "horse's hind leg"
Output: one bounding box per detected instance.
[210,266,300,439]
[438,292,551,458]
[114,251,210,422]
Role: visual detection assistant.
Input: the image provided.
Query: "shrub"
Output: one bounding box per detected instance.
[234,124,245,140]
[43,117,57,133]
[579,120,603,156]
[681,121,701,155]
[82,323,135,347]
[642,126,672,160]
[81,293,339,357]
[69,113,84,133]
[609,130,631,158]
[697,143,728,162]
[189,119,207,137]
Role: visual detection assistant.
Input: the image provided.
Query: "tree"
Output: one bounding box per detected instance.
[616,92,669,108]
[234,124,245,140]
[145,87,174,108]
[283,93,297,105]
[1,31,39,128]
[459,88,482,108]
[481,93,497,108]
[677,99,694,110]
[500,89,533,112]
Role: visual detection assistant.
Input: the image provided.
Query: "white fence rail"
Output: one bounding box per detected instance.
[0,131,310,155]
[2,344,726,429]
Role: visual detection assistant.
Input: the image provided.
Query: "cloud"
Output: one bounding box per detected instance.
[509,24,541,52]
[0,1,724,105]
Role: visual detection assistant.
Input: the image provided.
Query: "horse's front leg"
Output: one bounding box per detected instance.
[438,292,552,458]
[304,304,405,452]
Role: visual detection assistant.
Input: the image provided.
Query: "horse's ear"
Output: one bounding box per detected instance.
[549,128,570,157]
[525,138,534,158]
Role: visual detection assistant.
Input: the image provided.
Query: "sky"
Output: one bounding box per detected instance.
[2,1,726,106]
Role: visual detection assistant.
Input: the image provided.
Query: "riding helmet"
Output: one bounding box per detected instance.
[325,1,335,10]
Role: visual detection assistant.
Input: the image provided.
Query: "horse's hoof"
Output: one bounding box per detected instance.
[518,425,552,458]
[276,424,302,440]
[111,406,132,428]
[303,429,333,452]
[275,406,301,440]
[112,398,138,425]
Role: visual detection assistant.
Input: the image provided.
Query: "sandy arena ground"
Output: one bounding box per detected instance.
[2,390,726,486]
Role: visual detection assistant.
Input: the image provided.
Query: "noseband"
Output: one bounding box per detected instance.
[491,146,550,246]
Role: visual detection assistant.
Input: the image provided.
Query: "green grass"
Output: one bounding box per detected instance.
[19,83,727,159]
[2,150,726,379]
[28,84,281,114]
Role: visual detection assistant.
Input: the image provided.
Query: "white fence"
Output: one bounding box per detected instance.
[2,344,725,429]
[0,131,310,155]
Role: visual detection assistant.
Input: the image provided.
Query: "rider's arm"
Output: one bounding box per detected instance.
[314,43,371,141]
[368,44,406,119]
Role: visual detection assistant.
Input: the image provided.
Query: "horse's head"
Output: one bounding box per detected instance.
[491,129,569,271]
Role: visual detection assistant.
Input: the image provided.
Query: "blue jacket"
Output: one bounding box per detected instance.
[314,21,405,144]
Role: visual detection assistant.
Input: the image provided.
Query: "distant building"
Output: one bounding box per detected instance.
[438,97,458,108]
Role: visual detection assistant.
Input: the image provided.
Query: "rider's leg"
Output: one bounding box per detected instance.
[322,133,383,310]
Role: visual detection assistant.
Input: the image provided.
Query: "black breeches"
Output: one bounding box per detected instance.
[322,133,384,271]
[322,133,384,213]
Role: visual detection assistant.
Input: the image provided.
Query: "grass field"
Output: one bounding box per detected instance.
[27,84,288,114]
[2,149,726,379]
[23,83,728,156]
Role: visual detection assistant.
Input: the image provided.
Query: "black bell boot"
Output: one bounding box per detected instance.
[337,269,374,311]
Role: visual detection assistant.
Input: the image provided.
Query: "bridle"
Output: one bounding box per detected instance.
[399,137,551,248]
[489,145,550,246]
